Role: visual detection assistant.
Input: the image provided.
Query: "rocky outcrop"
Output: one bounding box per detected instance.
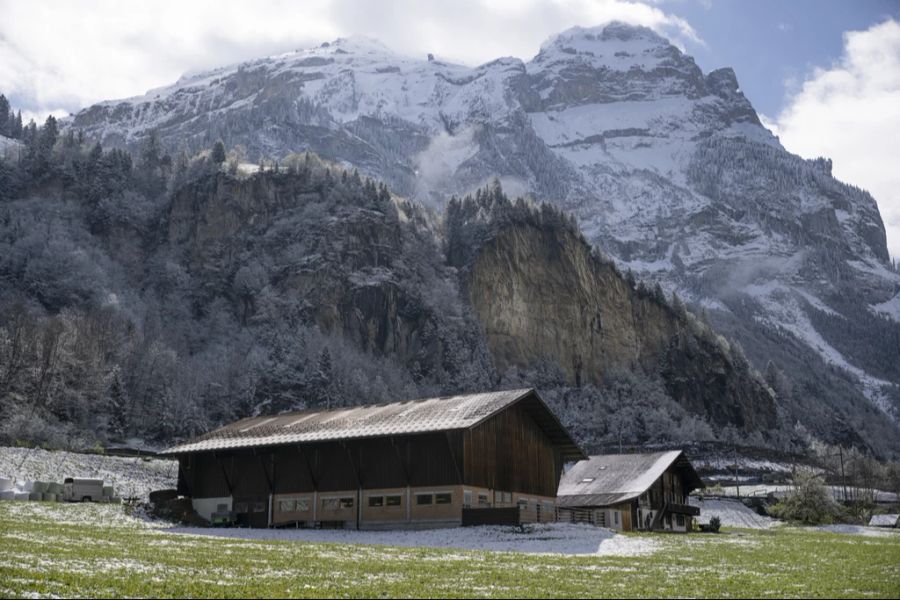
[450,195,778,431]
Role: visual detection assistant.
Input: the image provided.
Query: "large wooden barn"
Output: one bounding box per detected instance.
[162,389,586,529]
[556,451,703,532]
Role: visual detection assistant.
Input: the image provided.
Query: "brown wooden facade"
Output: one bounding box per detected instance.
[170,390,584,528]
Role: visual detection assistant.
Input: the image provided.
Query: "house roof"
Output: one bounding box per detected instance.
[556,450,704,507]
[868,514,899,527]
[161,388,586,460]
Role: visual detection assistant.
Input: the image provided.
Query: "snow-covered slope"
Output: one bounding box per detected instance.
[0,134,21,157]
[0,447,176,501]
[69,22,900,437]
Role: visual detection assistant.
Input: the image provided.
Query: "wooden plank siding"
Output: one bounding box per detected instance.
[182,433,466,499]
[462,401,563,498]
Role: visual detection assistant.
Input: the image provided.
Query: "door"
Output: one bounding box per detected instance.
[234,497,269,528]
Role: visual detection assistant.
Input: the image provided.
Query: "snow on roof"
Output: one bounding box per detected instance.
[557,451,703,507]
[868,514,900,527]
[162,388,586,459]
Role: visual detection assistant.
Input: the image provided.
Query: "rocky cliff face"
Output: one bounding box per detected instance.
[450,196,776,432]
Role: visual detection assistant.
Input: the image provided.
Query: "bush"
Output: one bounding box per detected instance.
[708,516,721,533]
[768,470,842,525]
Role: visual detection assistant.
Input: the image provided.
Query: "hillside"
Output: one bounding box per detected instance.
[0,139,800,453]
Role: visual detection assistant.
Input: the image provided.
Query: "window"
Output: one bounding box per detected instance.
[596,511,607,527]
[234,502,248,513]
[503,492,512,503]
[416,494,433,505]
[580,477,595,483]
[614,511,619,525]
[253,502,266,513]
[494,491,502,504]
[296,498,309,512]
[368,496,384,508]
[477,494,490,506]
[463,490,472,508]
[435,493,452,504]
[322,498,339,510]
[676,514,685,527]
[517,499,528,510]
[279,499,294,512]
[339,497,354,509]
[386,495,402,506]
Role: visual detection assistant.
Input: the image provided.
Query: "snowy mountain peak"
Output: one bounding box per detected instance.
[542,21,670,51]
[534,21,680,71]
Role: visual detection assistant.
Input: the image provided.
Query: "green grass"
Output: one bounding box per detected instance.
[1,502,898,598]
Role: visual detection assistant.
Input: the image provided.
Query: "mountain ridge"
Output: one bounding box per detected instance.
[62,21,900,441]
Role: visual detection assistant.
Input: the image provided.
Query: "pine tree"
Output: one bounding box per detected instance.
[211,140,226,165]
[9,111,22,139]
[0,94,9,137]
[40,115,59,151]
[315,347,335,409]
[108,371,130,437]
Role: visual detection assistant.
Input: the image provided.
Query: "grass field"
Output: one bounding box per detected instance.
[1,501,898,598]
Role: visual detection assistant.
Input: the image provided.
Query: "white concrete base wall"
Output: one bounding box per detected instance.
[192,496,232,522]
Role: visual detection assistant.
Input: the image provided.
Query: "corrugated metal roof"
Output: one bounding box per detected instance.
[162,388,585,459]
[557,451,703,506]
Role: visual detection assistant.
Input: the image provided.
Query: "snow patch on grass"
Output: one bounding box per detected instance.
[813,524,900,538]
[169,522,660,556]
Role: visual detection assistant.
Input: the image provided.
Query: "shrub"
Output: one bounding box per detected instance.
[708,516,721,533]
[768,470,842,525]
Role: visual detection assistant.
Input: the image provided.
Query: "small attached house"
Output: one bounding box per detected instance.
[162,388,585,529]
[556,450,703,532]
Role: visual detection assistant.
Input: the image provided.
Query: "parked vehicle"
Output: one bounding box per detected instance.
[63,478,104,502]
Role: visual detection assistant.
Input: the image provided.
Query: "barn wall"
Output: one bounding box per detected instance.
[462,401,561,497]
[181,453,231,499]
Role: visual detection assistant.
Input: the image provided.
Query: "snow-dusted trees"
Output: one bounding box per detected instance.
[769,470,842,524]
[0,93,23,140]
[211,140,227,165]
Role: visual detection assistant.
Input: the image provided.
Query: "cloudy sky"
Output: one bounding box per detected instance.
[1,0,899,257]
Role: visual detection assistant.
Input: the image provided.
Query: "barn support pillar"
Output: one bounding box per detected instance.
[295,445,319,525]
[254,449,275,528]
[390,437,412,523]
[341,441,363,531]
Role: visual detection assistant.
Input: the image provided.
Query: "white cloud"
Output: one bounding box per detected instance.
[771,19,900,261]
[0,0,700,121]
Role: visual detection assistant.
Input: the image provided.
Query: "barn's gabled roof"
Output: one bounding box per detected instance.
[162,388,586,460]
[556,450,703,507]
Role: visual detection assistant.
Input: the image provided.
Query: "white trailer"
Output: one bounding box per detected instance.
[63,478,104,502]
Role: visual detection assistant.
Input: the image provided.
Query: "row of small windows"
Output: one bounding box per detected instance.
[415,492,452,505]
[268,491,557,514]
[367,495,402,507]
[275,492,455,512]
